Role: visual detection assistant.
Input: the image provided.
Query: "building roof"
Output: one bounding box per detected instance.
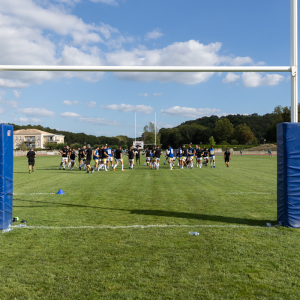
[14,129,64,136]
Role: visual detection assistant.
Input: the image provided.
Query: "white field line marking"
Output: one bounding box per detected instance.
[10,224,266,229]
[228,192,273,195]
[13,193,56,195]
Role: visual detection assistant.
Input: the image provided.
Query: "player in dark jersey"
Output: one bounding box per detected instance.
[27,148,36,174]
[135,146,141,165]
[144,147,151,166]
[97,145,104,171]
[150,146,156,169]
[187,144,194,169]
[85,144,94,174]
[59,145,69,170]
[195,145,203,168]
[203,147,209,167]
[128,145,135,169]
[182,145,188,168]
[224,148,231,167]
[113,146,125,171]
[70,148,76,171]
[154,145,162,170]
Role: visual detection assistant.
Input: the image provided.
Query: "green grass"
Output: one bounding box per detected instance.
[1,155,300,299]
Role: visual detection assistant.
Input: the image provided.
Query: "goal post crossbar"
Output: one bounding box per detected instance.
[0,65,292,73]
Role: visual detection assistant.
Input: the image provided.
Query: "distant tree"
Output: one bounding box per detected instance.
[208,136,216,146]
[231,139,239,145]
[142,122,160,145]
[234,124,254,144]
[20,142,27,151]
[213,118,234,143]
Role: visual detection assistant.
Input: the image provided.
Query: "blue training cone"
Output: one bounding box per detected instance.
[57,189,65,195]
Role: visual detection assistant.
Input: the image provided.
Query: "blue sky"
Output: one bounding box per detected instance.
[0,0,295,137]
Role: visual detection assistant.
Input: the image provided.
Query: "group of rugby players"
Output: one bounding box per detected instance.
[58,143,222,173]
[144,144,216,170]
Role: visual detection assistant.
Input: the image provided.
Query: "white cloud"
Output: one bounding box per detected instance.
[62,100,72,105]
[73,101,80,104]
[242,73,284,87]
[0,99,18,108]
[0,78,29,88]
[222,73,241,83]
[14,117,28,122]
[145,29,164,40]
[19,107,56,117]
[14,117,41,123]
[13,90,21,98]
[106,40,255,85]
[90,0,118,6]
[60,112,81,118]
[138,93,148,97]
[80,117,120,126]
[104,104,153,114]
[86,101,97,108]
[31,118,42,122]
[161,106,221,118]
[154,93,163,96]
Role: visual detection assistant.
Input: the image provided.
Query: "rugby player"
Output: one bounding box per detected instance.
[59,145,69,170]
[128,145,135,169]
[93,146,100,170]
[144,147,151,166]
[195,145,203,168]
[209,145,216,168]
[224,148,231,167]
[69,147,76,170]
[168,145,174,170]
[27,147,36,174]
[182,145,188,168]
[106,145,113,170]
[203,147,209,167]
[97,145,104,171]
[150,146,156,169]
[113,146,125,171]
[154,145,162,170]
[164,148,170,164]
[187,144,194,169]
[135,146,141,165]
[85,144,94,174]
[178,146,183,169]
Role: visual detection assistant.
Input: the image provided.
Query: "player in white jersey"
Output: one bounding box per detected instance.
[209,145,216,168]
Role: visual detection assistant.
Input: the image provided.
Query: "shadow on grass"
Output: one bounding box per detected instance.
[14,199,270,226]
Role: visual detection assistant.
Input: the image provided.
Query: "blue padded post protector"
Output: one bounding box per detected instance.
[277,122,300,228]
[0,124,13,230]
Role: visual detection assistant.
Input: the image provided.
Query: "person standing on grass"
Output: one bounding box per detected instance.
[154,145,162,170]
[195,145,203,168]
[224,148,231,167]
[27,147,36,174]
[182,145,188,168]
[167,145,174,170]
[144,147,151,166]
[70,148,77,171]
[187,144,194,169]
[209,145,216,168]
[93,146,99,170]
[85,144,94,174]
[135,145,141,165]
[203,147,209,167]
[59,145,69,170]
[113,146,125,171]
[106,145,113,170]
[128,145,135,169]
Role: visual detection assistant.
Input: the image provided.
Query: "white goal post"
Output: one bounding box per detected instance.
[0,0,297,122]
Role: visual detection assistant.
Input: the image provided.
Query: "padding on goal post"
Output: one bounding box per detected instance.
[277,122,300,228]
[0,124,13,231]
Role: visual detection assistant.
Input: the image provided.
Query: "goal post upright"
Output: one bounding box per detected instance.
[291,0,298,123]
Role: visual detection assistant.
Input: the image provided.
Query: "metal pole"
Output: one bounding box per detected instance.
[135,113,136,143]
[0,65,291,73]
[155,113,156,146]
[291,0,298,123]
